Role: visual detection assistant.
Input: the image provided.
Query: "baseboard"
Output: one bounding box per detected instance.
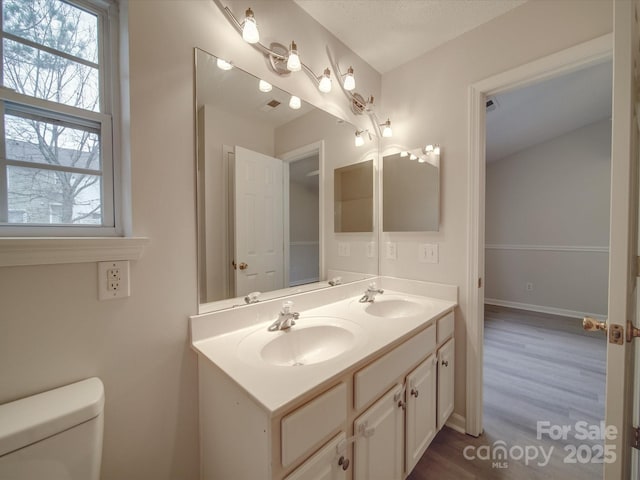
[484,298,606,321]
[445,413,466,434]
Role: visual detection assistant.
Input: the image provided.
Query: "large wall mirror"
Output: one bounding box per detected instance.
[382,151,440,232]
[195,48,379,311]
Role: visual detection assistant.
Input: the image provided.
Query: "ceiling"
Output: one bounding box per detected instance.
[294,0,527,74]
[486,60,612,162]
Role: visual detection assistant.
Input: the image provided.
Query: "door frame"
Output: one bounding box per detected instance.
[465,34,613,437]
[279,140,325,287]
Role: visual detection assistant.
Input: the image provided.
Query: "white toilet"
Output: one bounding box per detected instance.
[0,377,104,480]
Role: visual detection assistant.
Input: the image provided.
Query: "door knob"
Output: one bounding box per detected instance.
[583,316,607,332]
[238,262,248,270]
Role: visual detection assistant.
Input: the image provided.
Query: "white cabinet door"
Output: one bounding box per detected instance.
[284,433,348,480]
[354,384,404,480]
[437,338,455,430]
[405,354,437,473]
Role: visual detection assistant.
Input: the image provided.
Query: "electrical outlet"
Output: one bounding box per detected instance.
[98,261,130,300]
[385,242,397,260]
[419,243,439,264]
[526,282,534,292]
[366,242,376,258]
[338,242,350,257]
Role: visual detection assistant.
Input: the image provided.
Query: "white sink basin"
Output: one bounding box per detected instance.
[350,293,433,319]
[237,317,365,367]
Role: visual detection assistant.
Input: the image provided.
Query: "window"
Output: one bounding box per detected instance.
[0,0,121,235]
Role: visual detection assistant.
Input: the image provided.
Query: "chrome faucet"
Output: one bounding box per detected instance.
[244,291,261,304]
[359,282,384,303]
[268,301,300,331]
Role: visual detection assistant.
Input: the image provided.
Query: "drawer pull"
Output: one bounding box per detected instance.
[410,388,419,398]
[398,399,406,410]
[338,456,350,470]
[441,360,449,367]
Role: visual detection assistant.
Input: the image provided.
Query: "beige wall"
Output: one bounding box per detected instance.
[380,0,612,418]
[0,1,380,479]
[485,119,611,316]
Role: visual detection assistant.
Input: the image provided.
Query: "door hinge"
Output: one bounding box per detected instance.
[478,277,482,288]
[633,426,640,450]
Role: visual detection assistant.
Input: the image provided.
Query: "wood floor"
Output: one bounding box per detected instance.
[407,305,607,480]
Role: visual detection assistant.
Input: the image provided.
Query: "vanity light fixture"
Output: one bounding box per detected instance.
[216,58,233,70]
[318,68,332,93]
[258,79,272,92]
[289,95,301,109]
[381,118,393,138]
[354,129,371,147]
[216,3,394,135]
[343,66,355,91]
[287,41,301,72]
[242,8,260,44]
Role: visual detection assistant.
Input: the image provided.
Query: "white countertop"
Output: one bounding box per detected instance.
[191,281,456,416]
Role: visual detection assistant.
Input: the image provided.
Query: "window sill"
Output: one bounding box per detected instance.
[0,237,149,267]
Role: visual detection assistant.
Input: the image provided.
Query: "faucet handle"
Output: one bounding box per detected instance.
[282,300,293,314]
[368,282,378,291]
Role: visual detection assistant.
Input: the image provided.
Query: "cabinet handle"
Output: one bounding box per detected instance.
[338,456,350,470]
[398,400,406,410]
[410,388,419,398]
[441,360,449,367]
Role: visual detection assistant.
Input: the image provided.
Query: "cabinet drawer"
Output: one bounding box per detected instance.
[354,326,435,411]
[281,382,347,468]
[437,311,454,344]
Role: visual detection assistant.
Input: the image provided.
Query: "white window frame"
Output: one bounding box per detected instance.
[0,0,123,237]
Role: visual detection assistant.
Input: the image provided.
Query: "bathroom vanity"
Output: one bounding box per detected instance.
[190,277,457,479]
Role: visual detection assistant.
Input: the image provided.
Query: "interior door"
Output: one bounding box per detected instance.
[233,146,284,297]
[604,1,639,478]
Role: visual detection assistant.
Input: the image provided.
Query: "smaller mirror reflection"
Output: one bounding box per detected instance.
[334,160,374,233]
[383,151,439,232]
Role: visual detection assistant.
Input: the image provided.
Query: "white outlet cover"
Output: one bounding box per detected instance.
[98,260,130,300]
[366,242,376,258]
[385,242,397,260]
[338,242,350,257]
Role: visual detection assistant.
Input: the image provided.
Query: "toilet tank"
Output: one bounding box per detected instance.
[0,377,104,480]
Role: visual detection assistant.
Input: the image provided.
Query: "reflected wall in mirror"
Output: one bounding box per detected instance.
[383,151,439,232]
[195,48,379,309]
[334,160,374,232]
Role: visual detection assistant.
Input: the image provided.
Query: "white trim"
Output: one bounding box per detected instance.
[444,413,466,435]
[485,244,609,253]
[466,34,613,438]
[485,298,607,322]
[0,236,148,266]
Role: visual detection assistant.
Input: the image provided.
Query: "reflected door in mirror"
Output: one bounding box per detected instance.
[233,146,284,296]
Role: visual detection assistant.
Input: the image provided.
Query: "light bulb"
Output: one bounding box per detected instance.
[418,157,426,163]
[433,145,441,155]
[343,66,355,91]
[425,144,434,153]
[409,154,418,160]
[355,131,364,147]
[258,79,272,92]
[242,8,259,44]
[318,68,332,93]
[289,95,301,109]
[287,41,301,72]
[400,151,408,157]
[381,119,392,138]
[216,58,233,71]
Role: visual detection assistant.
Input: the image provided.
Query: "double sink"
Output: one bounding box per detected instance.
[237,293,439,368]
[191,284,456,414]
